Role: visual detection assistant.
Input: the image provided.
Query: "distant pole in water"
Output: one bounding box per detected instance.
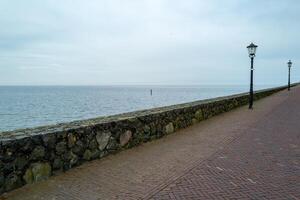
[150,89,152,96]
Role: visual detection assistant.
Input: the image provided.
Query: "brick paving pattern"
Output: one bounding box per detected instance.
[2,86,300,200]
[149,88,300,199]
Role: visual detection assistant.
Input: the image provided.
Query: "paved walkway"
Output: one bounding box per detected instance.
[2,87,300,200]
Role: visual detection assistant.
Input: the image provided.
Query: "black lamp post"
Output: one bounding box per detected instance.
[287,60,292,91]
[247,43,258,109]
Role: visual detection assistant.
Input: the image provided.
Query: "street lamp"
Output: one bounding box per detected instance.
[247,43,258,109]
[287,60,292,91]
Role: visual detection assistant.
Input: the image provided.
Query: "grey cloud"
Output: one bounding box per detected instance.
[0,0,299,85]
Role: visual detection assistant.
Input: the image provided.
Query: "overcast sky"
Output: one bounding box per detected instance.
[0,0,299,86]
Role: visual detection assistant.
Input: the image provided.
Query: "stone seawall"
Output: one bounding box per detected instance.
[0,85,294,194]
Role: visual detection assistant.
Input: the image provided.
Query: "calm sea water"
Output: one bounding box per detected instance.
[0,85,275,132]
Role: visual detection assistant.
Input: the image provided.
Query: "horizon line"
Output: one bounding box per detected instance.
[0,83,282,87]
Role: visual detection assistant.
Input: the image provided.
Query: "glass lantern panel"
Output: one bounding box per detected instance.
[248,48,252,55]
[248,47,254,55]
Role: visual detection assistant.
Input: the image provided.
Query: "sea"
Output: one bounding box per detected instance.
[0,85,276,132]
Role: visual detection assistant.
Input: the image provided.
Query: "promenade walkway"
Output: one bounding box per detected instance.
[2,86,300,200]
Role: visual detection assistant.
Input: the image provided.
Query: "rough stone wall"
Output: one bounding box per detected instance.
[0,85,292,194]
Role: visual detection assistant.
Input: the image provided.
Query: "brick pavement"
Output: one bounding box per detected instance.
[149,88,300,199]
[2,86,300,200]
